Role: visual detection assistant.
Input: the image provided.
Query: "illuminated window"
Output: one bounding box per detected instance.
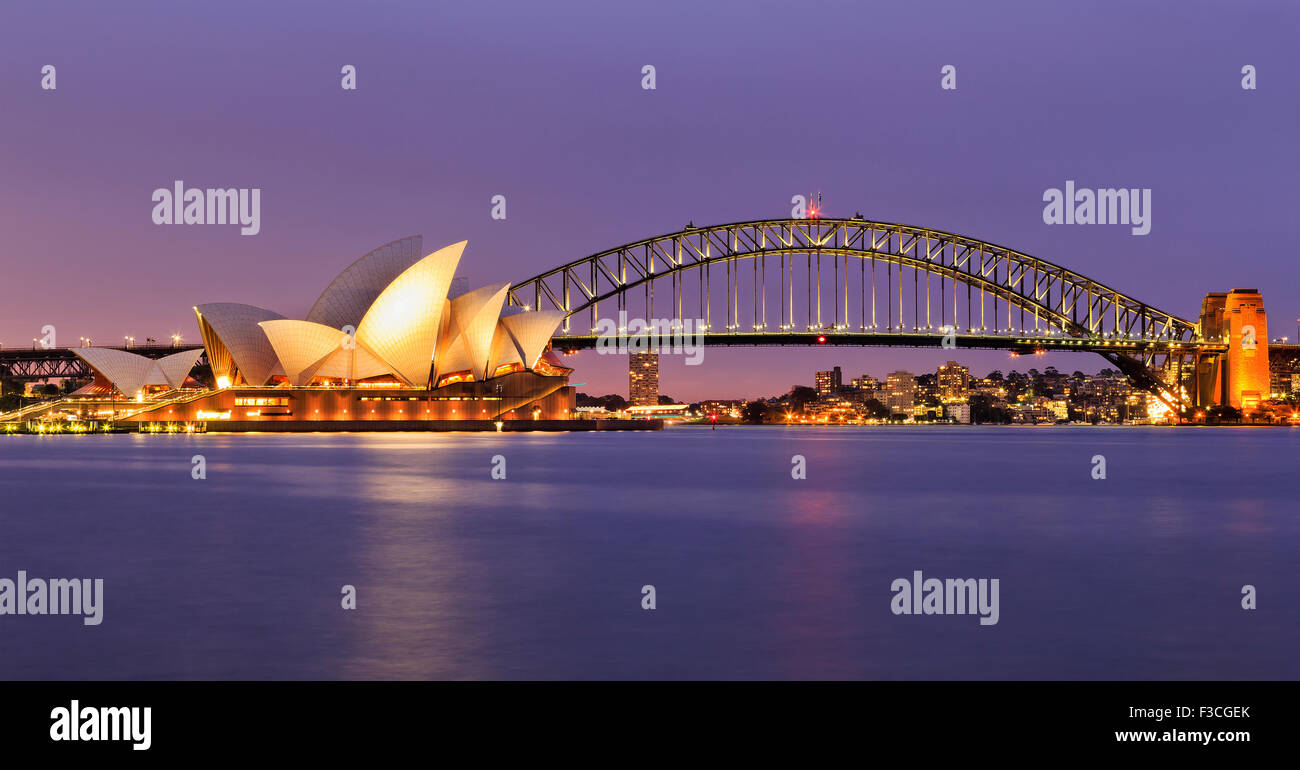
[234,397,288,406]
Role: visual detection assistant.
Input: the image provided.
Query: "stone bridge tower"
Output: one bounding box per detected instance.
[1197,289,1268,411]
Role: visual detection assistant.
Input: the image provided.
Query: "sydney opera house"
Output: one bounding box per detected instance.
[68,237,577,429]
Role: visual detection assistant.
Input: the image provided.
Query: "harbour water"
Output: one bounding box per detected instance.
[0,426,1295,679]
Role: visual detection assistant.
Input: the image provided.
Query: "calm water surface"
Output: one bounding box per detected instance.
[0,426,1295,679]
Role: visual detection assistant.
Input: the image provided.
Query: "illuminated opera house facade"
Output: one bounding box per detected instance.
[71,237,576,428]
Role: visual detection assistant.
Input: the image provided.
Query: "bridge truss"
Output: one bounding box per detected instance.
[0,346,206,383]
[509,218,1225,413]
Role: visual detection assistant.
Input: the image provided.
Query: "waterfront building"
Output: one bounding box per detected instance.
[68,237,575,426]
[698,399,743,418]
[626,403,688,418]
[885,371,916,416]
[1010,401,1051,424]
[947,403,971,424]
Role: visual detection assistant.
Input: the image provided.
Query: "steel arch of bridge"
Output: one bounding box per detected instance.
[508,218,1220,412]
[509,218,1199,341]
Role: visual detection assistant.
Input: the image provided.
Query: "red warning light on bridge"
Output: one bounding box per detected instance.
[816,335,826,344]
[806,190,823,220]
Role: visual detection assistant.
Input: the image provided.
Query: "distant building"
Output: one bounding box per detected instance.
[1271,369,1292,397]
[885,371,916,415]
[815,366,842,396]
[1012,404,1049,424]
[698,399,743,419]
[850,374,880,392]
[629,352,659,406]
[947,403,971,424]
[573,405,612,419]
[626,403,689,418]
[1011,397,1068,424]
[806,398,859,422]
[936,361,970,403]
[971,378,1007,400]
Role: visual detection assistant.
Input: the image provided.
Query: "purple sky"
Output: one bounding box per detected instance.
[1,0,1295,401]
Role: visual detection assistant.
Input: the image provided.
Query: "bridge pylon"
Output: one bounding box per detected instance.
[1197,289,1268,411]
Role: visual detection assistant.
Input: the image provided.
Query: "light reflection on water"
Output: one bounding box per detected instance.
[0,426,1294,680]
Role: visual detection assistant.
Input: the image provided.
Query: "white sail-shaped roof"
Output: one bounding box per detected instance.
[355,241,465,387]
[155,348,204,389]
[258,319,352,386]
[311,344,392,381]
[442,283,509,381]
[500,310,567,369]
[71,348,158,399]
[191,237,570,390]
[434,276,507,377]
[485,308,532,376]
[305,236,424,331]
[485,321,524,376]
[194,303,286,386]
[433,315,472,378]
[142,364,170,387]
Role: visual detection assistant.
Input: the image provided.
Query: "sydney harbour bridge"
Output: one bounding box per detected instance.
[504,217,1276,414]
[1,217,1284,416]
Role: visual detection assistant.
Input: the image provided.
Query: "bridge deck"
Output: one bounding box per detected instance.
[550,331,1228,355]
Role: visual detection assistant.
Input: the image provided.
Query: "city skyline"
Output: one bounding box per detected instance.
[609,359,1138,404]
[612,355,1296,425]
